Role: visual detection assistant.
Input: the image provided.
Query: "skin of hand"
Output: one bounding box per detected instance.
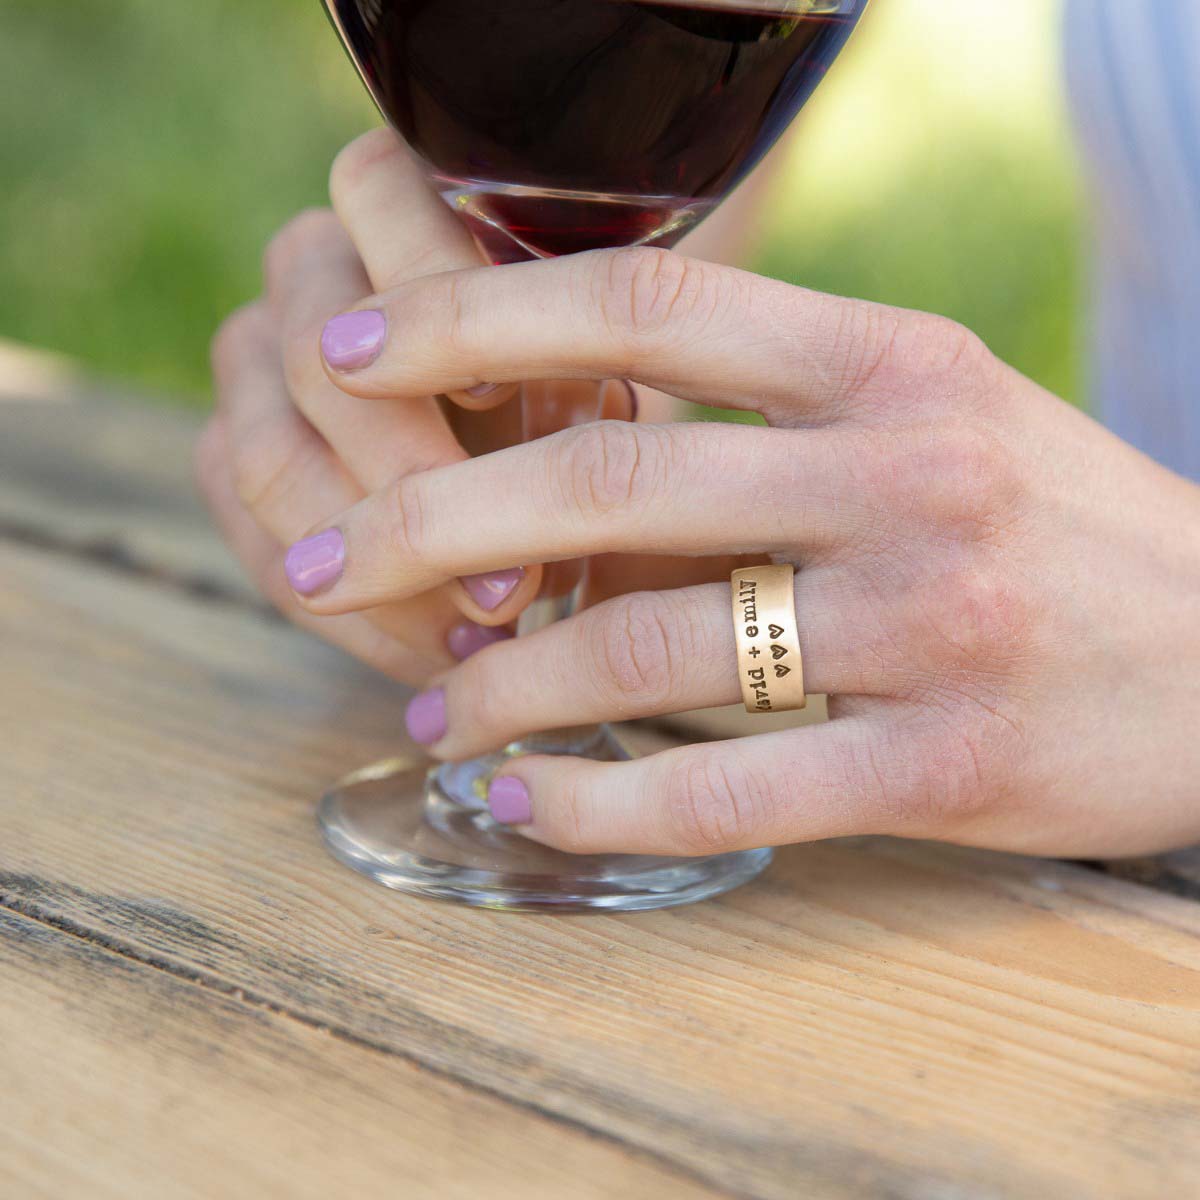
[197,128,745,678]
[272,236,1200,862]
[197,128,553,681]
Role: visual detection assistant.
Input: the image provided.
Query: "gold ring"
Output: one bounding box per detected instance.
[731,565,807,714]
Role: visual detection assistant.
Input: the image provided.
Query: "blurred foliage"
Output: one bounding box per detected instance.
[0,0,1082,406]
[0,0,372,399]
[755,0,1082,405]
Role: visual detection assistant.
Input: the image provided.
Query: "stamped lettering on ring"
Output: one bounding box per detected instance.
[736,577,774,710]
[731,565,807,715]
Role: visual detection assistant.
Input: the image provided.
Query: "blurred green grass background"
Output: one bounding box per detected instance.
[0,0,1082,406]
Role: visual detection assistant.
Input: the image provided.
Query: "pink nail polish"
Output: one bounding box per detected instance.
[466,382,499,397]
[488,776,532,825]
[322,309,386,371]
[405,688,447,746]
[447,621,512,661]
[460,567,525,612]
[284,528,345,596]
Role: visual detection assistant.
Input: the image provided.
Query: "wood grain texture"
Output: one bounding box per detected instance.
[3,536,1200,1199]
[0,396,251,602]
[0,905,714,1200]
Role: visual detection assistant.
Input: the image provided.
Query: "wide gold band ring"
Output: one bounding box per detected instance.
[731,565,807,714]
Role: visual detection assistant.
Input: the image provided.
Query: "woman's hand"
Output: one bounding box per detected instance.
[197,129,549,682]
[199,128,742,682]
[282,245,1200,859]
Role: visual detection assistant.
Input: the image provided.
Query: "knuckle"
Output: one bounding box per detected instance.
[594,247,710,354]
[857,310,995,410]
[590,593,680,712]
[859,417,1027,540]
[915,559,1036,682]
[928,424,1021,529]
[875,717,1008,837]
[329,128,400,211]
[281,316,326,403]
[903,312,992,380]
[820,300,904,410]
[548,773,593,856]
[663,752,771,855]
[391,474,431,561]
[230,423,318,515]
[886,420,1022,535]
[554,420,667,518]
[388,271,473,368]
[453,654,510,739]
[210,304,266,384]
[262,208,339,289]
[443,275,469,357]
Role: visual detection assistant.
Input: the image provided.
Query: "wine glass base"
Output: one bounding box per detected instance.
[317,755,772,912]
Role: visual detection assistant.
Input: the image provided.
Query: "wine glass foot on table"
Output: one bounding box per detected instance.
[318,723,773,912]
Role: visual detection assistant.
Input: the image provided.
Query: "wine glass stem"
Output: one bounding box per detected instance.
[510,376,612,753]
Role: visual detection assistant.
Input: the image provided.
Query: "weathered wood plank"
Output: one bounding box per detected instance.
[0,395,250,601]
[0,904,716,1200]
[3,537,1200,1199]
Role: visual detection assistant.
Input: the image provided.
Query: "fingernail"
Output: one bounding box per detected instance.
[466,382,499,397]
[321,309,386,371]
[285,528,345,596]
[447,621,512,661]
[488,776,532,825]
[405,688,447,746]
[460,567,525,612]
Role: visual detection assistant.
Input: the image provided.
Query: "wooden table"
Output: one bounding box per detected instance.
[3,375,1200,1199]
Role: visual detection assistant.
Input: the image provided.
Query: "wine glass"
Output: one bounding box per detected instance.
[317,0,867,910]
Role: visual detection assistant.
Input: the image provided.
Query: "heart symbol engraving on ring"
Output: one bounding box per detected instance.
[769,624,785,640]
[775,664,791,678]
[771,644,789,660]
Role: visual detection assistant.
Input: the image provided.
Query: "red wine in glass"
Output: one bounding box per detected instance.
[326,0,863,261]
[317,0,867,911]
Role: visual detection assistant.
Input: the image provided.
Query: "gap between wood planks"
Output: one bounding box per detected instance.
[0,516,274,617]
[0,881,741,1200]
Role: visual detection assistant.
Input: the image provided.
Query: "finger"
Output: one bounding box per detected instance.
[210,310,465,662]
[329,129,481,289]
[264,213,534,625]
[212,301,363,532]
[267,210,470,489]
[328,128,518,412]
[315,246,942,425]
[195,416,449,680]
[411,574,871,759]
[482,717,917,856]
[281,421,862,615]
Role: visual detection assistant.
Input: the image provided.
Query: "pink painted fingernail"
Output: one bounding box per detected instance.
[447,621,512,661]
[285,528,345,596]
[322,309,386,371]
[460,567,525,612]
[488,776,532,825]
[405,688,447,746]
[466,383,499,397]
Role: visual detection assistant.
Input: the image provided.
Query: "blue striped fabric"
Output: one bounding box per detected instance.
[1065,0,1200,479]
